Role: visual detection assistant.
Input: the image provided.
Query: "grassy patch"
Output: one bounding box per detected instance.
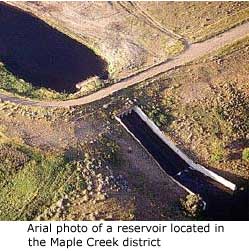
[165,39,185,56]
[138,2,249,42]
[0,141,75,220]
[242,148,249,162]
[210,140,226,163]
[192,7,249,42]
[0,63,68,100]
[0,63,112,101]
[0,131,77,220]
[211,36,249,59]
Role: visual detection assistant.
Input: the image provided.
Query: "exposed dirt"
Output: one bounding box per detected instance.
[180,81,213,104]
[0,110,106,151]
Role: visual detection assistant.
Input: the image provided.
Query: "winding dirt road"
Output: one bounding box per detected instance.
[1,21,249,108]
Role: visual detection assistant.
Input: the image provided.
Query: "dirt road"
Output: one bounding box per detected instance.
[0,21,249,108]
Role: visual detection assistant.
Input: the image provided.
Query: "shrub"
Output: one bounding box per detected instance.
[147,105,172,128]
[211,140,226,162]
[217,83,249,137]
[0,143,30,175]
[242,148,249,162]
[180,194,205,217]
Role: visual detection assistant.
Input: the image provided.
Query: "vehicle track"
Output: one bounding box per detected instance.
[129,2,188,45]
[0,21,249,108]
[118,2,186,42]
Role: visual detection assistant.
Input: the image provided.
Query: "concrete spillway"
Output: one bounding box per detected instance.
[117,107,248,220]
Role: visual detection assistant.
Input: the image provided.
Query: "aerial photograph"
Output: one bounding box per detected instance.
[0,1,248,221]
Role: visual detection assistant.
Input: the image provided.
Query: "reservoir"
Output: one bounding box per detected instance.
[0,3,108,93]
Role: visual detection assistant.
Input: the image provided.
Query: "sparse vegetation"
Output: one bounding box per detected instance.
[212,35,249,58]
[180,194,204,218]
[0,64,68,100]
[191,7,249,42]
[242,148,249,162]
[211,140,226,163]
[216,83,249,138]
[138,2,249,42]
